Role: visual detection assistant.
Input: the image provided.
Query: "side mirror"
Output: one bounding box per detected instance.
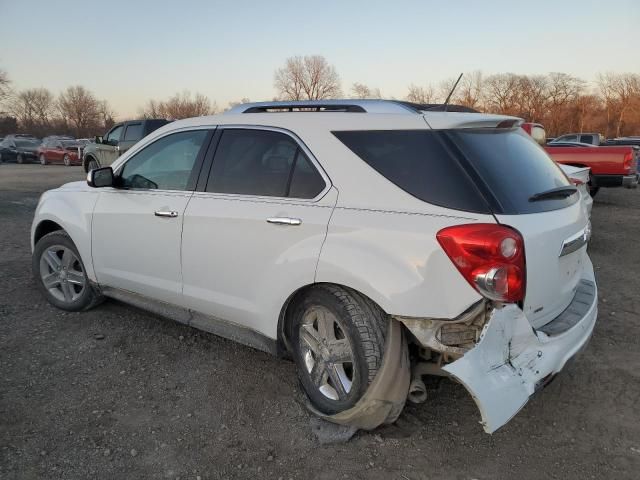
[87,167,114,188]
[95,136,103,144]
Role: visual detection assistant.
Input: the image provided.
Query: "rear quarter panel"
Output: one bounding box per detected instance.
[316,207,487,319]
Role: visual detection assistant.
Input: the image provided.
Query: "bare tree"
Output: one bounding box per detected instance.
[140,91,215,119]
[0,69,10,103]
[57,86,101,137]
[351,82,381,99]
[274,55,342,100]
[406,84,436,103]
[225,98,251,111]
[483,73,521,114]
[603,73,640,137]
[8,88,55,132]
[456,71,484,109]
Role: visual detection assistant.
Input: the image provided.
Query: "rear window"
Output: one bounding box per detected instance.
[334,128,577,215]
[333,130,491,213]
[446,129,577,214]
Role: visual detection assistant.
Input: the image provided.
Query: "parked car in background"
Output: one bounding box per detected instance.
[559,164,593,218]
[32,100,598,434]
[0,137,41,163]
[550,132,605,146]
[82,119,170,172]
[604,136,640,147]
[75,138,93,146]
[38,137,85,166]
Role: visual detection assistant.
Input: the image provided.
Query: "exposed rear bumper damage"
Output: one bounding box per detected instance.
[443,263,597,433]
[397,257,597,433]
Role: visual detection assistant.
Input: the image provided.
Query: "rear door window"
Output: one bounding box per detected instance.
[207,129,325,199]
[124,123,143,142]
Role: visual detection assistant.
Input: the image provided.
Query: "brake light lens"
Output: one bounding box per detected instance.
[436,224,526,303]
[623,151,633,173]
[570,177,585,186]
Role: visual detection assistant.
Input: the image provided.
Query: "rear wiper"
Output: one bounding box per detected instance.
[529,186,577,202]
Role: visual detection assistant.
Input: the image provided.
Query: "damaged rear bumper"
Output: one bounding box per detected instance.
[442,260,597,433]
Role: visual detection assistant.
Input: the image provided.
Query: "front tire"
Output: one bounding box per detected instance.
[17,154,23,164]
[63,154,71,167]
[290,285,387,415]
[32,231,102,312]
[86,157,98,172]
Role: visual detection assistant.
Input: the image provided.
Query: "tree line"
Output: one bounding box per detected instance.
[1,57,639,138]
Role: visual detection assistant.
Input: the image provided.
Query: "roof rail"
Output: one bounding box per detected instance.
[226,99,419,114]
[226,99,480,115]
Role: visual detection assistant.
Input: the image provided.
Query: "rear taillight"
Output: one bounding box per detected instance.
[436,224,526,303]
[623,151,633,173]
[570,178,585,186]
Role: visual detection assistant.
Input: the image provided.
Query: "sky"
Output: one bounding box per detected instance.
[1,0,638,119]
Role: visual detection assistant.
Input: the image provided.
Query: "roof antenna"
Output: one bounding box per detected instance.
[443,73,464,112]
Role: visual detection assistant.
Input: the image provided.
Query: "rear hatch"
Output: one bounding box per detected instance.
[446,127,589,328]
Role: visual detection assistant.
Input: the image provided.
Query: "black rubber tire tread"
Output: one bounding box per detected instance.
[32,230,104,312]
[290,283,388,414]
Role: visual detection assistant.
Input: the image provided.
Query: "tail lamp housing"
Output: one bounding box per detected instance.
[436,224,526,303]
[623,151,634,173]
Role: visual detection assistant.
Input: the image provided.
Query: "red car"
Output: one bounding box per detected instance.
[37,137,84,166]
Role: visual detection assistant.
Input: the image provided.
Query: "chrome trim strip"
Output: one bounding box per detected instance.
[559,228,589,257]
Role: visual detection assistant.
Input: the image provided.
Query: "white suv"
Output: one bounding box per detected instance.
[31,100,597,433]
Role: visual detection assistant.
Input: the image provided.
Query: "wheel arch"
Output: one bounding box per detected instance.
[276,282,387,358]
[33,219,64,245]
[83,153,98,172]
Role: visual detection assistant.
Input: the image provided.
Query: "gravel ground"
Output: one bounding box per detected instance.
[1,163,639,480]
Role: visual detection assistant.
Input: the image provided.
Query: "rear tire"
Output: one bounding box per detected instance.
[17,154,23,164]
[589,186,599,197]
[290,285,387,415]
[40,154,47,165]
[32,231,103,312]
[63,154,71,167]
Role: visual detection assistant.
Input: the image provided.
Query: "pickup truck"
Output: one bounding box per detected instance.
[82,119,169,172]
[521,123,639,196]
[550,132,605,146]
[544,144,638,195]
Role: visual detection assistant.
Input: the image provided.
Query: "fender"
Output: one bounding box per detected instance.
[315,206,485,319]
[31,185,100,282]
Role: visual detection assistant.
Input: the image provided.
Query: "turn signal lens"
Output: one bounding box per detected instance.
[437,224,526,303]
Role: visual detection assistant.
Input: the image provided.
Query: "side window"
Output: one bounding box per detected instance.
[560,135,577,143]
[124,123,143,142]
[105,125,123,145]
[289,151,326,198]
[207,129,325,198]
[119,130,208,191]
[580,135,594,144]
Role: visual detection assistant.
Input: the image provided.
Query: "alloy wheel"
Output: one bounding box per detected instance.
[40,154,46,165]
[39,245,86,303]
[299,305,355,401]
[64,154,70,166]
[17,154,23,164]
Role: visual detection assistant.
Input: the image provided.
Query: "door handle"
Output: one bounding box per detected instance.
[155,210,179,218]
[266,217,302,226]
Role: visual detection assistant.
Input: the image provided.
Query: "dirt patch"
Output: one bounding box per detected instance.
[1,164,639,479]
